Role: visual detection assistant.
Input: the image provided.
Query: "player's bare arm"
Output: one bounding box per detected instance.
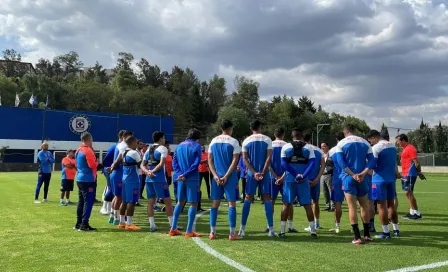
[243,152,258,176]
[276,172,285,185]
[208,152,220,183]
[269,166,278,180]
[140,160,150,176]
[107,153,123,173]
[261,149,272,178]
[311,157,326,186]
[149,157,166,177]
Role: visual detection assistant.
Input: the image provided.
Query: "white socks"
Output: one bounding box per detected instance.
[120,215,125,224]
[211,226,216,234]
[127,216,133,225]
[281,221,286,233]
[382,224,390,233]
[230,227,235,236]
[392,224,399,231]
[239,225,246,231]
[287,219,293,229]
[168,216,173,227]
[149,217,155,228]
[309,221,316,234]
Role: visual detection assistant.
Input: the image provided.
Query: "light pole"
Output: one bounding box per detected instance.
[316,123,330,147]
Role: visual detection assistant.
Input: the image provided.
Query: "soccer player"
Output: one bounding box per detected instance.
[396,134,425,220]
[208,120,241,240]
[367,130,400,238]
[60,150,76,206]
[335,124,375,244]
[100,136,120,216]
[364,150,376,233]
[169,128,203,238]
[107,130,133,225]
[34,142,55,203]
[237,155,247,203]
[199,146,211,200]
[239,120,276,237]
[110,136,141,231]
[328,132,345,234]
[280,129,317,238]
[74,132,98,231]
[138,140,146,200]
[304,133,325,231]
[141,131,175,232]
[269,128,297,233]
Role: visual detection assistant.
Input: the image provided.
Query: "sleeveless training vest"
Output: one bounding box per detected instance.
[123,150,139,166]
[287,141,309,164]
[147,145,160,166]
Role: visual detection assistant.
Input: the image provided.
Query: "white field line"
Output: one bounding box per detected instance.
[385,261,448,272]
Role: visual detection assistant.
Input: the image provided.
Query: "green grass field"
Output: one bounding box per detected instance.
[1,172,447,272]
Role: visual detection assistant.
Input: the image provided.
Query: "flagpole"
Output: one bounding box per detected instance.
[41,95,49,143]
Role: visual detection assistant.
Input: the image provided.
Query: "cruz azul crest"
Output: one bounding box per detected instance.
[69,115,91,135]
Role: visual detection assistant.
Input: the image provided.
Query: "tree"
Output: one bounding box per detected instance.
[210,105,250,142]
[229,75,259,119]
[54,51,83,79]
[85,62,109,84]
[435,121,447,152]
[298,96,316,114]
[0,49,27,78]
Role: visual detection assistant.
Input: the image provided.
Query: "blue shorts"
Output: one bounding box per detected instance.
[146,182,170,199]
[331,183,344,202]
[401,176,417,192]
[310,182,320,201]
[366,177,373,200]
[246,174,270,196]
[270,179,284,201]
[211,178,239,202]
[282,181,311,205]
[110,170,123,197]
[178,181,200,203]
[342,176,369,197]
[122,182,139,203]
[372,182,396,201]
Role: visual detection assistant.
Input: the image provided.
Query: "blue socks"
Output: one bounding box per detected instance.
[241,199,252,226]
[229,206,237,228]
[187,206,197,233]
[171,204,182,230]
[264,201,274,228]
[210,207,218,228]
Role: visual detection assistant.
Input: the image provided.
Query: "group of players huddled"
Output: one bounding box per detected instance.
[35,118,425,244]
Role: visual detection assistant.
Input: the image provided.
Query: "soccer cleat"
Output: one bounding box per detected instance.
[310,233,318,239]
[78,224,97,232]
[34,200,41,204]
[393,230,400,237]
[268,230,278,237]
[192,232,203,237]
[228,234,241,240]
[304,227,311,232]
[73,224,81,230]
[184,232,199,238]
[66,200,71,204]
[108,217,114,224]
[352,238,363,245]
[168,229,182,236]
[279,232,286,238]
[329,227,340,234]
[177,225,185,231]
[153,206,162,212]
[328,207,335,212]
[118,223,126,229]
[161,206,166,212]
[113,219,120,225]
[149,226,158,232]
[409,214,422,220]
[209,233,216,240]
[288,228,299,233]
[125,224,141,231]
[238,229,246,237]
[363,236,374,243]
[60,201,67,206]
[264,228,270,233]
[100,208,109,215]
[315,224,321,230]
[374,233,391,239]
[402,213,412,220]
[43,199,49,202]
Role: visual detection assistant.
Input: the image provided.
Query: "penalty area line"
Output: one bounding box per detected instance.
[385,261,448,272]
[192,208,256,272]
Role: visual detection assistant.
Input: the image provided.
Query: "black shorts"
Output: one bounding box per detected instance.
[61,179,74,192]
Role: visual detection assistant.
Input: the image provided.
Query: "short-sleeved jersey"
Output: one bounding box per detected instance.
[208,135,241,179]
[309,146,324,180]
[401,144,418,177]
[271,140,287,177]
[37,150,55,173]
[329,146,342,184]
[165,154,173,176]
[113,141,127,173]
[173,139,202,182]
[335,135,373,180]
[143,145,168,183]
[238,156,247,178]
[123,149,142,183]
[281,141,315,183]
[76,144,98,182]
[199,152,209,172]
[242,134,272,174]
[61,157,76,180]
[372,140,397,183]
[102,144,117,169]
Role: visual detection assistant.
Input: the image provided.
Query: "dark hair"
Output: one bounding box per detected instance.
[66,149,74,154]
[343,123,356,133]
[291,128,303,140]
[165,140,170,146]
[336,132,345,141]
[125,136,137,146]
[122,130,133,138]
[321,141,329,147]
[274,128,285,138]
[367,130,380,139]
[304,133,312,142]
[396,134,408,142]
[250,120,262,131]
[118,130,126,139]
[221,120,233,131]
[187,128,201,140]
[81,132,92,142]
[152,131,165,143]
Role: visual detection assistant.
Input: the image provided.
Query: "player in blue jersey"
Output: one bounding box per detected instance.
[34,142,55,203]
[141,131,175,232]
[328,132,345,234]
[367,130,400,238]
[335,124,376,244]
[280,129,317,238]
[364,148,376,233]
[107,130,133,225]
[169,128,203,238]
[304,133,326,231]
[237,155,247,203]
[239,120,276,237]
[109,136,142,231]
[208,120,241,240]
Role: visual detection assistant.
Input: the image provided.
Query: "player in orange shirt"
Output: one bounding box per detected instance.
[60,150,77,206]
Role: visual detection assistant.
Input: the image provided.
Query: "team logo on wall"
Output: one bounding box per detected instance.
[69,115,91,135]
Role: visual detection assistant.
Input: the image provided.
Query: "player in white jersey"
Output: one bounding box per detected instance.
[328,132,345,234]
[239,120,276,237]
[208,120,241,240]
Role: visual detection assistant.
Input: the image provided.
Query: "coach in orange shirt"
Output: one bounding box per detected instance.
[60,150,76,206]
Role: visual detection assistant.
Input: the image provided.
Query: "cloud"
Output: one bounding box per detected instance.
[1,0,448,131]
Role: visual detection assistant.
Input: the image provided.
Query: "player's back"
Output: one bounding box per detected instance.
[122,149,141,183]
[329,146,342,184]
[310,146,323,178]
[103,144,117,169]
[209,135,240,177]
[271,140,287,176]
[373,140,397,183]
[281,141,314,180]
[336,135,371,175]
[144,145,168,182]
[242,134,272,173]
[174,139,201,181]
[113,141,127,172]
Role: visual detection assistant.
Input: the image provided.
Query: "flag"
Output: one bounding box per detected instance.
[0,95,2,106]
[29,94,37,106]
[15,93,20,107]
[45,95,49,109]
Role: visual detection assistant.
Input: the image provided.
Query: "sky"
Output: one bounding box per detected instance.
[1,0,448,134]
